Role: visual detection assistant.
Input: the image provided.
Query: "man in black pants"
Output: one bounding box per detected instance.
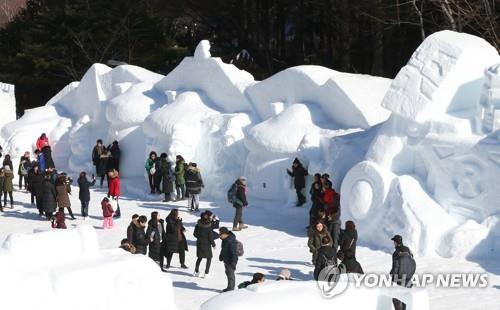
[390,235,416,310]
[287,158,308,206]
[219,227,238,292]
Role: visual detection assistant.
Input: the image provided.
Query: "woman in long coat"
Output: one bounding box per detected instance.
[41,175,57,219]
[55,175,75,220]
[193,211,216,277]
[163,209,188,269]
[146,211,166,265]
[107,169,121,218]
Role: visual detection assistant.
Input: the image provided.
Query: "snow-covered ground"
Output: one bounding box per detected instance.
[0,177,499,310]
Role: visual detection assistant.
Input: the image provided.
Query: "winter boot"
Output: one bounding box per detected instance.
[239,224,248,229]
[232,227,241,231]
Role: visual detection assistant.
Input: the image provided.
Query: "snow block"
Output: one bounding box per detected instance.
[0,82,17,129]
[382,30,500,122]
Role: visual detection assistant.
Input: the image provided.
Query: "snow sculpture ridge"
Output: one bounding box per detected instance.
[194,40,212,59]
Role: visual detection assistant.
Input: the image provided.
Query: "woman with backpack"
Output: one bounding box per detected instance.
[313,236,336,281]
[307,221,332,265]
[193,211,216,278]
[18,152,31,190]
[146,211,165,265]
[163,209,188,269]
[145,151,158,194]
[229,177,248,231]
[174,155,186,200]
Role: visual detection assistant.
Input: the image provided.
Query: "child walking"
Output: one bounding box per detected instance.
[102,197,114,229]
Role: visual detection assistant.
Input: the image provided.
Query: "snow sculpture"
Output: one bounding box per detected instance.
[0,226,178,310]
[476,63,500,133]
[0,82,17,130]
[341,30,500,257]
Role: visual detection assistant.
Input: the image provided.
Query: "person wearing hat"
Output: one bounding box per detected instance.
[218,227,238,292]
[231,177,248,231]
[390,235,416,310]
[286,158,308,206]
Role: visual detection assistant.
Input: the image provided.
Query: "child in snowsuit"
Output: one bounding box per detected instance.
[102,197,114,229]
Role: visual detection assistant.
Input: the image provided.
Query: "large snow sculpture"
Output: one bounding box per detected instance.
[476,63,500,133]
[341,30,500,257]
[0,82,17,129]
[0,226,178,310]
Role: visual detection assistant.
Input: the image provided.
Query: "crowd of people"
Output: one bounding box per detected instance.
[0,136,416,308]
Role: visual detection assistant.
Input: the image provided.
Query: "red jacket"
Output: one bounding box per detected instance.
[36,136,50,151]
[102,200,114,218]
[108,174,121,197]
[321,188,340,217]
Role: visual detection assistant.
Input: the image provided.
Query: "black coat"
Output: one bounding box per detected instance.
[127,222,136,245]
[160,159,174,194]
[287,162,308,189]
[164,215,187,254]
[339,228,358,259]
[42,146,55,169]
[219,232,238,266]
[185,167,204,195]
[78,176,96,201]
[41,179,57,213]
[133,226,149,255]
[194,219,216,258]
[2,158,13,171]
[234,182,248,207]
[92,145,107,176]
[309,182,323,208]
[314,245,337,280]
[342,257,364,274]
[146,219,166,261]
[108,144,120,171]
[390,245,416,287]
[30,173,44,197]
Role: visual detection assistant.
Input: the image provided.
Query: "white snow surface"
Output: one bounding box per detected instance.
[0,30,499,276]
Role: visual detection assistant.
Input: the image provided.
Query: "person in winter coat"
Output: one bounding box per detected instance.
[133,215,149,255]
[309,176,323,226]
[41,146,55,169]
[127,214,139,246]
[339,220,358,259]
[41,174,57,219]
[0,168,4,212]
[3,166,14,209]
[219,227,238,292]
[308,222,332,264]
[36,133,50,151]
[146,211,166,265]
[108,141,121,172]
[120,239,136,254]
[320,180,341,249]
[286,158,308,206]
[101,197,114,229]
[78,172,96,220]
[314,236,337,281]
[159,153,174,202]
[52,207,67,229]
[232,177,248,231]
[2,154,13,171]
[35,149,46,172]
[55,174,75,220]
[92,139,108,187]
[18,152,31,190]
[193,211,216,277]
[145,151,158,194]
[107,169,121,218]
[29,166,44,215]
[337,251,364,274]
[164,209,188,269]
[390,235,416,310]
[185,163,204,212]
[238,273,265,289]
[174,155,186,200]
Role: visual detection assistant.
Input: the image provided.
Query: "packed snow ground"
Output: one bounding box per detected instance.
[0,177,499,310]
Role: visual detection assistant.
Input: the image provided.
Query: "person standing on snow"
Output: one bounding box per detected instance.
[55,174,75,220]
[92,139,108,188]
[108,141,121,172]
[107,168,121,218]
[313,236,336,281]
[320,180,341,249]
[77,171,96,220]
[185,163,204,212]
[218,227,238,292]
[133,215,149,255]
[3,166,14,209]
[145,151,158,194]
[127,214,139,246]
[193,211,216,278]
[29,165,44,215]
[41,174,57,220]
[230,177,248,231]
[163,209,188,270]
[174,155,186,200]
[101,197,114,229]
[390,235,416,310]
[18,152,31,190]
[36,133,50,151]
[308,221,332,265]
[146,211,166,266]
[339,220,358,259]
[287,158,308,206]
[159,153,174,202]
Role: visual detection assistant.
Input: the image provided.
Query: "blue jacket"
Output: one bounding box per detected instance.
[219,232,238,266]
